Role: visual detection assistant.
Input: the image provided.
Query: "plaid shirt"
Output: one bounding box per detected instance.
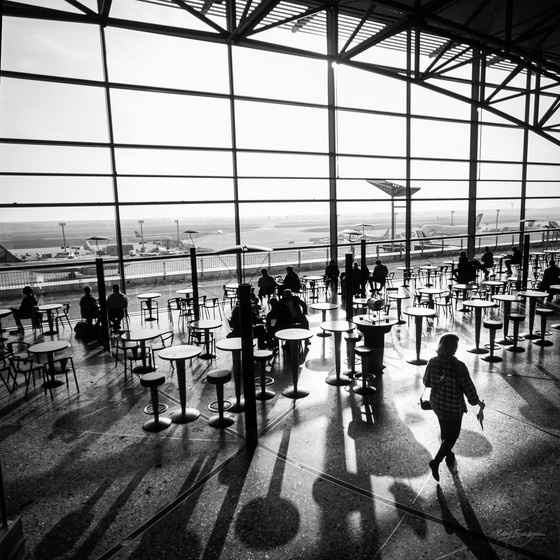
[423,355,479,420]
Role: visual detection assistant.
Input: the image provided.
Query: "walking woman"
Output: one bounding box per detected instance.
[423,334,485,481]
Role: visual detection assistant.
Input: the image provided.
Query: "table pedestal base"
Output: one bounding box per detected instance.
[325,374,352,386]
[170,407,200,423]
[407,358,428,365]
[353,384,376,396]
[208,414,235,428]
[505,345,525,353]
[282,386,309,399]
[520,332,539,340]
[143,417,172,432]
[481,354,502,363]
[467,347,489,354]
[533,339,553,347]
[229,398,245,413]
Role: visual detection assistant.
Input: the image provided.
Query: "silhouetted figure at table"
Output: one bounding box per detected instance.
[423,334,485,482]
[505,246,522,275]
[79,285,100,325]
[10,285,39,333]
[257,268,278,301]
[538,259,560,302]
[279,288,309,331]
[265,297,292,348]
[281,266,302,295]
[228,302,266,348]
[106,284,128,332]
[324,259,340,294]
[351,262,362,297]
[371,259,389,292]
[453,251,480,284]
[479,247,494,279]
[360,262,370,295]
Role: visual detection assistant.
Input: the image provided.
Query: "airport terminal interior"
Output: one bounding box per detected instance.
[1,1,560,559]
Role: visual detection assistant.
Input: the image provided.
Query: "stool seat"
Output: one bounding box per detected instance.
[140,372,165,388]
[254,350,275,401]
[536,308,554,316]
[510,313,525,321]
[353,346,376,396]
[344,332,361,342]
[534,307,554,347]
[254,349,273,361]
[355,345,375,356]
[140,372,171,432]
[207,369,234,428]
[207,368,231,385]
[483,319,503,329]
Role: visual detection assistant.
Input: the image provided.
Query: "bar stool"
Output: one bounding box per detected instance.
[353,346,376,396]
[505,314,525,353]
[207,368,234,428]
[482,320,503,362]
[140,372,171,432]
[534,308,554,347]
[344,332,361,376]
[254,349,274,401]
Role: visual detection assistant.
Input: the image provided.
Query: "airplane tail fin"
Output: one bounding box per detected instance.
[476,213,483,227]
[134,231,141,238]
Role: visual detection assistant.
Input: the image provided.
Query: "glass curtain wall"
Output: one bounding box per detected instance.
[1,10,560,294]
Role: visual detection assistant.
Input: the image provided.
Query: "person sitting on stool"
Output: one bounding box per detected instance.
[79,285,100,326]
[10,286,39,333]
[538,259,560,302]
[279,289,309,330]
[505,246,522,275]
[106,284,128,332]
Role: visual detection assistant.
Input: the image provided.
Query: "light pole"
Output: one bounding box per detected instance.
[450,211,455,226]
[175,220,180,249]
[59,222,67,253]
[138,220,145,253]
[495,209,500,249]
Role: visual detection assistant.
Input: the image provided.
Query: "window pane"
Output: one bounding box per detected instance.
[411,119,470,159]
[235,100,328,151]
[337,156,405,179]
[238,179,328,200]
[237,152,327,177]
[480,124,524,161]
[106,29,229,93]
[0,78,108,142]
[110,90,231,147]
[117,178,233,202]
[411,160,469,180]
[411,84,471,120]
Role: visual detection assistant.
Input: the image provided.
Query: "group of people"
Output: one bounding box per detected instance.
[325,258,390,298]
[452,246,523,284]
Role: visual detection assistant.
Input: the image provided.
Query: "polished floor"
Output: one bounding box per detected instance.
[1,277,559,560]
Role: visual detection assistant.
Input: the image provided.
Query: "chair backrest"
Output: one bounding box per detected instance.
[160,330,174,347]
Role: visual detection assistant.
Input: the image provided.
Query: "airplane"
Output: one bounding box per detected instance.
[521,218,560,230]
[416,213,484,237]
[340,227,391,243]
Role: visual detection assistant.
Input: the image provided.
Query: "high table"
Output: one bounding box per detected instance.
[451,283,476,312]
[462,299,498,353]
[416,287,444,309]
[189,318,222,359]
[215,337,248,413]
[28,340,70,388]
[275,328,314,399]
[387,293,410,324]
[482,279,506,296]
[158,345,202,423]
[320,320,355,386]
[397,266,414,288]
[37,303,63,336]
[492,294,523,344]
[305,275,324,301]
[419,265,439,287]
[138,292,161,322]
[176,288,192,297]
[517,290,548,339]
[310,302,339,337]
[121,329,162,373]
[403,307,437,365]
[353,315,398,375]
[0,309,12,346]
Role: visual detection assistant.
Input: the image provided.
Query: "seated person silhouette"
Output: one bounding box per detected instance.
[279,289,309,330]
[10,286,39,333]
[79,286,100,326]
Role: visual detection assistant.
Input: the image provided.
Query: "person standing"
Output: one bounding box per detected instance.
[324,259,340,295]
[423,334,485,481]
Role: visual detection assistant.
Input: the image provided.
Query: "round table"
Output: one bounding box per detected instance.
[462,299,498,353]
[403,307,437,365]
[310,302,338,337]
[28,340,70,388]
[275,328,314,399]
[492,294,523,343]
[482,280,506,296]
[37,303,63,335]
[420,265,439,287]
[320,320,355,386]
[387,293,410,324]
[158,345,202,423]
[176,288,192,296]
[352,316,398,375]
[138,292,161,322]
[517,290,548,339]
[451,283,476,312]
[216,337,247,412]
[416,287,444,309]
[189,319,223,359]
[305,275,324,301]
[0,309,12,345]
[121,329,162,373]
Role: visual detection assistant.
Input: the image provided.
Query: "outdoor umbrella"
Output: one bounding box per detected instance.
[210,244,272,283]
[353,223,375,237]
[86,236,110,256]
[183,229,199,248]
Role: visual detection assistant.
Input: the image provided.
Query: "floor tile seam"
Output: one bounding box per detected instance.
[489,406,560,440]
[93,439,251,559]
[257,443,550,560]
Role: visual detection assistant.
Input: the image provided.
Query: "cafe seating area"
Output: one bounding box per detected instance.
[0,259,559,560]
